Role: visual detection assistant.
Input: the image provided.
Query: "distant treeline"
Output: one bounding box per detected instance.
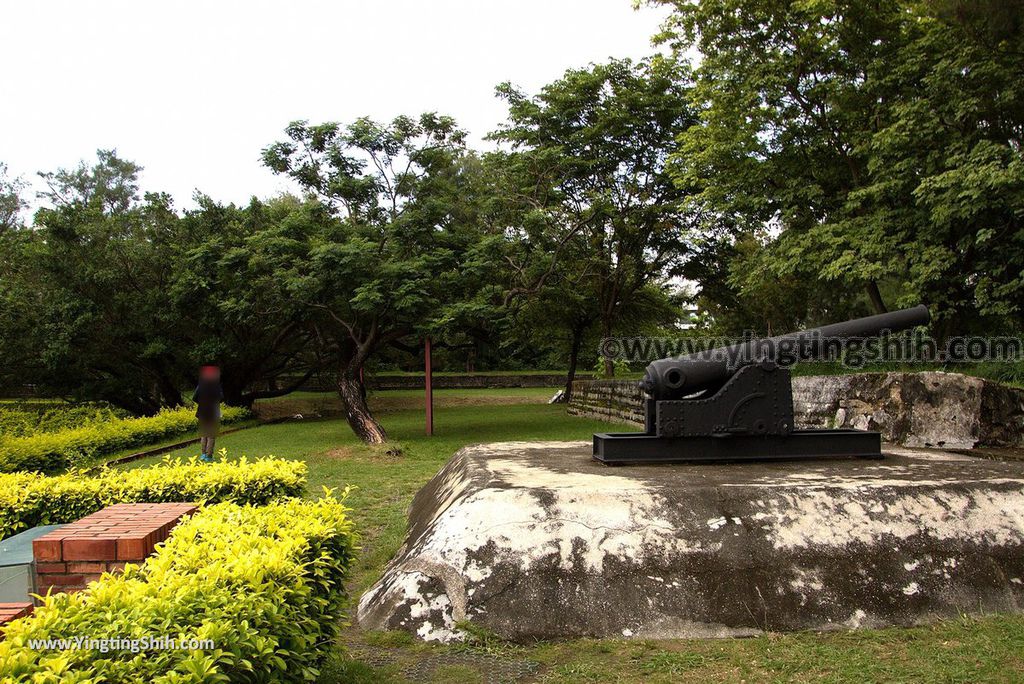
[1,0,1020,442]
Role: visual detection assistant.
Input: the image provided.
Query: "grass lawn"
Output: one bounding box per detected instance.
[252,387,561,421]
[373,370,594,377]
[94,417,263,466]
[119,388,1024,683]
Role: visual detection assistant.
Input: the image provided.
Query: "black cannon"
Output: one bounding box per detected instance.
[593,305,931,464]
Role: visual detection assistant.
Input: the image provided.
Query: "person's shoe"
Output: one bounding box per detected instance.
[199,453,212,463]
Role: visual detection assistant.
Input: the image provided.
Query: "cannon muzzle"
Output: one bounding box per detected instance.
[642,305,930,400]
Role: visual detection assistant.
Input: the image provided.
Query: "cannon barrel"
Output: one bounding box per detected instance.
[641,305,930,400]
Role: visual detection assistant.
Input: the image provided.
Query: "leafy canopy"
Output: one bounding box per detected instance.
[651,0,1024,332]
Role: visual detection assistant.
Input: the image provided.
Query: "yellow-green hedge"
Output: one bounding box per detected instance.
[0,456,306,540]
[0,497,355,683]
[0,402,130,438]
[0,405,251,474]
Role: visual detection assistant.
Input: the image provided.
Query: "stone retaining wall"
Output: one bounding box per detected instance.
[569,371,1024,449]
[367,374,579,391]
[277,372,584,392]
[567,379,645,426]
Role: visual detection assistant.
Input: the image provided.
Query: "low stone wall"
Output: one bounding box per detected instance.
[569,371,1024,449]
[567,379,645,426]
[367,373,580,391]
[279,372,583,392]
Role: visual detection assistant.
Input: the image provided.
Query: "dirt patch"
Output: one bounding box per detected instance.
[372,394,552,412]
[253,397,345,421]
[955,446,1024,461]
[325,446,356,460]
[324,445,405,462]
[256,392,553,420]
[339,633,543,684]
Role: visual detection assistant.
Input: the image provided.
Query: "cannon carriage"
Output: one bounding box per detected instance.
[593,305,931,464]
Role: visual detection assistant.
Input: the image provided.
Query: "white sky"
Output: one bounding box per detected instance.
[1,0,670,211]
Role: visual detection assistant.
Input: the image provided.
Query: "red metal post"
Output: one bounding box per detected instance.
[424,336,434,436]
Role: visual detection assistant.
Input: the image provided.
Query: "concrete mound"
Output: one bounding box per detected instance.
[358,441,1024,642]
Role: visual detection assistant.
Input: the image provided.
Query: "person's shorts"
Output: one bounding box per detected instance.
[199,419,219,438]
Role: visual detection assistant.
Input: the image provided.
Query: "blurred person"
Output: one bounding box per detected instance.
[193,365,223,462]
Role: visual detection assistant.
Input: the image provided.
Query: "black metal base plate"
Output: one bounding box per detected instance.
[592,429,882,465]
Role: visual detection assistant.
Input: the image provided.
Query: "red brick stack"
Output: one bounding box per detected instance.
[0,602,33,628]
[31,503,198,595]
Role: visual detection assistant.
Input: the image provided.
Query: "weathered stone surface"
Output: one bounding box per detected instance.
[358,441,1024,642]
[792,372,1024,449]
[569,372,1024,448]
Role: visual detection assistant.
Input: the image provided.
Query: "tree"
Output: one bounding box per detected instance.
[685,230,863,335]
[489,56,696,381]
[38,149,142,216]
[3,151,327,413]
[261,114,488,443]
[0,163,27,232]
[0,218,33,395]
[171,195,329,407]
[506,244,603,400]
[0,164,28,391]
[651,0,1024,333]
[868,0,1024,334]
[17,149,187,412]
[477,142,601,398]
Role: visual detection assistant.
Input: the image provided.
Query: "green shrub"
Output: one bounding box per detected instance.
[0,409,37,438]
[35,404,131,433]
[0,456,306,540]
[0,405,251,474]
[0,497,355,683]
[0,402,130,438]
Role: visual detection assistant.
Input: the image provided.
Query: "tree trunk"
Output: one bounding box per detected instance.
[222,382,247,408]
[563,328,584,403]
[865,280,888,314]
[154,369,184,408]
[337,371,387,444]
[107,393,162,417]
[239,365,324,407]
[601,321,614,378]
